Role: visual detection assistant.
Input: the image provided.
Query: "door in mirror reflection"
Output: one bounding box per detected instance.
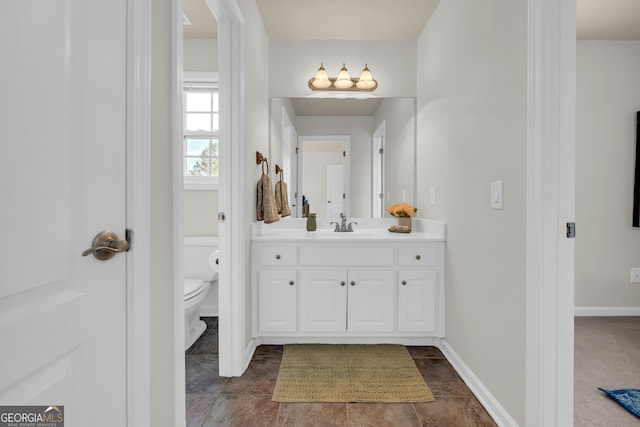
[299,136,350,219]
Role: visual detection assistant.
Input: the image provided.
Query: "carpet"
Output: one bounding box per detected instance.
[272,344,435,403]
[598,388,640,418]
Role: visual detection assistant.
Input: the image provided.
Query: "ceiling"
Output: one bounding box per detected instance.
[184,0,640,41]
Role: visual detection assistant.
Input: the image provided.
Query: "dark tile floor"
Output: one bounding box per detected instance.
[186,317,497,427]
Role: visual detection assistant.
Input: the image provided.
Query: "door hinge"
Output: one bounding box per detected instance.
[343,150,346,157]
[126,229,133,251]
[379,148,384,155]
[566,222,576,238]
[295,147,299,155]
[343,193,346,199]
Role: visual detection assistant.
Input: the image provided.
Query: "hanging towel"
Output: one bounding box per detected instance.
[275,179,291,218]
[257,172,280,224]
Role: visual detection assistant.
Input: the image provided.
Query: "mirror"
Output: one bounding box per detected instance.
[270,97,416,219]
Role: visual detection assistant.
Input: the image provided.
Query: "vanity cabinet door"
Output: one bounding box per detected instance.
[347,270,395,332]
[258,270,297,332]
[300,270,347,332]
[397,270,438,333]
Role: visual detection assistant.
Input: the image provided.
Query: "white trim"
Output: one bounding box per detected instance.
[438,340,518,427]
[210,0,247,377]
[126,0,151,425]
[526,0,575,426]
[184,176,219,190]
[172,0,186,425]
[184,71,219,83]
[574,307,640,317]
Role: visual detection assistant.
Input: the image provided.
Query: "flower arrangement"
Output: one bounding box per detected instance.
[386,203,417,218]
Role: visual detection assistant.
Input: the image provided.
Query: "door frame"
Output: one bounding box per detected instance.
[297,135,351,218]
[172,0,245,424]
[525,0,575,425]
[126,0,151,425]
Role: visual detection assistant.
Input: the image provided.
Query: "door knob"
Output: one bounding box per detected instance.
[82,230,130,260]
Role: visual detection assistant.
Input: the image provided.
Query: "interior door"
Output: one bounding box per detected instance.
[326,164,344,217]
[0,1,128,425]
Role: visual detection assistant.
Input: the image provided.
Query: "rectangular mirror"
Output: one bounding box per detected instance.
[270,97,416,219]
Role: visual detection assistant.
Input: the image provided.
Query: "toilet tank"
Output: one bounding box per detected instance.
[184,236,219,281]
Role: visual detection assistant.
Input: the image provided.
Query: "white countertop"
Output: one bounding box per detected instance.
[252,218,446,242]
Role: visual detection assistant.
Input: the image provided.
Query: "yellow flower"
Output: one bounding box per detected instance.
[386,203,417,218]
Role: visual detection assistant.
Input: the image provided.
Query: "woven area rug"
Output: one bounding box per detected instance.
[272,344,435,403]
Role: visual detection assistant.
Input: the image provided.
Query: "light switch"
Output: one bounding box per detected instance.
[491,180,503,209]
[430,187,437,206]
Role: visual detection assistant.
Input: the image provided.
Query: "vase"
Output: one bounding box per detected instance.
[397,216,412,232]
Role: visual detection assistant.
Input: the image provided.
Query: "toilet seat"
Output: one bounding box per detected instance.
[184,279,205,300]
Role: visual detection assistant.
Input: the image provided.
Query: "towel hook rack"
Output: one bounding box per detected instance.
[256,151,267,165]
[275,164,283,175]
[256,151,270,173]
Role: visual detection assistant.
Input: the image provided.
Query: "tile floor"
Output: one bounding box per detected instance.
[186,317,497,427]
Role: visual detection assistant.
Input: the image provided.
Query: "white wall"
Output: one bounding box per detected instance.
[183,37,219,237]
[296,116,374,217]
[374,98,415,211]
[416,0,527,424]
[576,41,640,309]
[238,0,270,349]
[269,40,416,98]
[183,38,218,71]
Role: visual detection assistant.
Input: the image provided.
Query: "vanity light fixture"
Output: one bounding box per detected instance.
[308,63,378,92]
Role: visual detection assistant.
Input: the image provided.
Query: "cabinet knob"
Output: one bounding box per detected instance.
[340,281,346,286]
[351,281,356,286]
[401,280,407,286]
[289,280,294,286]
[415,255,421,260]
[276,254,281,260]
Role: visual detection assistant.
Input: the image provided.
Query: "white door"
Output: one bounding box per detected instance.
[372,121,385,218]
[326,164,344,217]
[0,1,128,425]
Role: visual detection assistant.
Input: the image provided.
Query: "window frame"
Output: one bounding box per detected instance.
[183,72,219,190]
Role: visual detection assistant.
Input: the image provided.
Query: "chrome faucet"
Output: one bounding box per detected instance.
[331,213,357,232]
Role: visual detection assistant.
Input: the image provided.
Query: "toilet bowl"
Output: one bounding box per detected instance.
[184,236,219,350]
[184,279,211,350]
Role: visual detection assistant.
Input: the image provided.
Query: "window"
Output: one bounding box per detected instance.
[183,73,219,190]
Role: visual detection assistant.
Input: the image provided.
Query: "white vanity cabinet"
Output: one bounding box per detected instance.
[299,270,395,333]
[251,219,446,344]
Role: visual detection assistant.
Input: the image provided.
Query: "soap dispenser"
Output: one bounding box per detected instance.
[306,213,317,232]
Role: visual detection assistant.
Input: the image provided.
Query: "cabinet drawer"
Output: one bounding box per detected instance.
[300,246,394,267]
[256,246,298,266]
[398,246,437,267]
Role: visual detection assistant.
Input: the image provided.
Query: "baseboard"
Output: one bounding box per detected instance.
[437,339,518,427]
[243,338,258,375]
[574,307,640,316]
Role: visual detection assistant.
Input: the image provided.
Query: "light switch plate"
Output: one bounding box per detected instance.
[491,181,504,209]
[631,268,640,283]
[430,187,436,206]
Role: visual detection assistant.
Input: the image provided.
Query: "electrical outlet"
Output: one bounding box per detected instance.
[631,268,640,283]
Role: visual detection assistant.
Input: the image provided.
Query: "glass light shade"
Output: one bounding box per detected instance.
[356,64,376,90]
[333,64,354,89]
[311,64,332,89]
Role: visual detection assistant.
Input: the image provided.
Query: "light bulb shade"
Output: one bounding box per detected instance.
[356,64,377,90]
[333,64,354,89]
[310,64,332,89]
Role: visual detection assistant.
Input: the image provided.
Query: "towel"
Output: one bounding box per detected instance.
[257,172,280,224]
[275,179,291,218]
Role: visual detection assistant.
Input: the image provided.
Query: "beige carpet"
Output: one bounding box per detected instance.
[272,344,435,403]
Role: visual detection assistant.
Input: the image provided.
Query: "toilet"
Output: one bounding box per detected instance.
[184,236,219,350]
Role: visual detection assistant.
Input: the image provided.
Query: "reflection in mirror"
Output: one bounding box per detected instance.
[269,97,416,219]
